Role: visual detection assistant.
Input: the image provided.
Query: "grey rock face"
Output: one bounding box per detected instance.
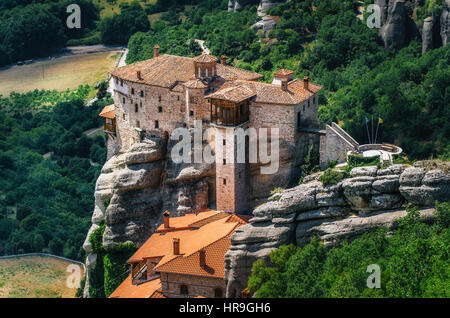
[422,16,438,54]
[296,208,436,247]
[225,161,448,297]
[442,0,450,46]
[257,0,286,16]
[228,0,246,12]
[250,16,277,35]
[380,0,407,50]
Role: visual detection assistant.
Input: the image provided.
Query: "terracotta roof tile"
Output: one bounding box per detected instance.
[184,79,208,89]
[193,54,217,63]
[205,84,256,103]
[205,79,322,105]
[110,54,262,88]
[99,104,115,119]
[128,211,236,264]
[273,69,293,77]
[109,276,162,298]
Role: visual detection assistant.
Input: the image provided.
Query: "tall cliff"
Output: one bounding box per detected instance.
[224,160,449,297]
[376,0,449,52]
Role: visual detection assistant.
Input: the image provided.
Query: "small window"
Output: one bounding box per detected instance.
[158,96,161,102]
[177,96,180,101]
[223,178,226,185]
[223,139,226,146]
[223,159,226,165]
[123,114,126,120]
[155,120,159,129]
[122,97,125,104]
[180,285,188,295]
[131,88,135,95]
[135,104,138,113]
[140,90,144,97]
[136,120,140,128]
[120,80,123,86]
[308,99,310,107]
[115,78,118,84]
[214,288,223,298]
[189,110,194,117]
[158,106,163,113]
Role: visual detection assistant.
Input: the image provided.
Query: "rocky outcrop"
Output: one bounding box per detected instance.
[228,0,246,12]
[422,16,441,54]
[225,161,449,297]
[228,0,286,15]
[257,0,286,16]
[250,16,277,35]
[380,1,408,50]
[82,130,218,296]
[162,131,215,215]
[441,0,450,46]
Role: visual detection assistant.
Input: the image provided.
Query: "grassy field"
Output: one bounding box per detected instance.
[0,51,121,96]
[0,256,84,298]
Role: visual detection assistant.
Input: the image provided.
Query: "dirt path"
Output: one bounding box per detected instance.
[195,39,211,55]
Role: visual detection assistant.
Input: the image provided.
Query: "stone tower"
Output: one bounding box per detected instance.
[214,125,249,213]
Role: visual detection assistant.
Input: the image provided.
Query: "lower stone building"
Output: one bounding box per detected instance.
[109,210,250,298]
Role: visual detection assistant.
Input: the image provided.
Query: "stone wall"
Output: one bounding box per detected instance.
[160,272,225,298]
[224,160,450,297]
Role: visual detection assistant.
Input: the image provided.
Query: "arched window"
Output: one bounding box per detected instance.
[180,285,188,295]
[214,288,223,298]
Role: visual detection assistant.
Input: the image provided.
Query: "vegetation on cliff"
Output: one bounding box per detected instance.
[248,202,450,298]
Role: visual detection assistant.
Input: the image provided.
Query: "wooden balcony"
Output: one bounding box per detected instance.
[210,99,249,126]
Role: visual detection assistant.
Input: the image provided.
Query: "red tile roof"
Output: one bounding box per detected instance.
[109,275,162,298]
[206,79,322,105]
[110,54,262,88]
[193,54,217,63]
[99,104,115,119]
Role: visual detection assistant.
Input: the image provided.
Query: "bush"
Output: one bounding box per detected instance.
[319,168,346,186]
[347,154,380,167]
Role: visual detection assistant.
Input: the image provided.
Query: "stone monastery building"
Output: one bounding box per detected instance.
[100,45,332,214]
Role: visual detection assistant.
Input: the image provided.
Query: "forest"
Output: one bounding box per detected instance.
[248,202,450,297]
[0,87,109,260]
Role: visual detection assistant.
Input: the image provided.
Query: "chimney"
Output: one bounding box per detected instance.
[281,77,288,92]
[199,249,206,268]
[136,70,142,80]
[173,238,180,255]
[303,76,309,90]
[220,55,227,65]
[153,44,160,58]
[163,211,170,228]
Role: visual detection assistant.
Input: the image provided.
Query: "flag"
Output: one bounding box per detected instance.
[378,117,383,124]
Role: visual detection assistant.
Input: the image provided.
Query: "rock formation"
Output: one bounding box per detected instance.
[228,0,247,12]
[257,0,286,16]
[441,0,450,46]
[224,161,449,297]
[82,131,216,296]
[250,16,277,35]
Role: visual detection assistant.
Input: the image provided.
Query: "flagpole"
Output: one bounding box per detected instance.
[373,116,376,144]
[374,115,380,144]
[365,117,370,144]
